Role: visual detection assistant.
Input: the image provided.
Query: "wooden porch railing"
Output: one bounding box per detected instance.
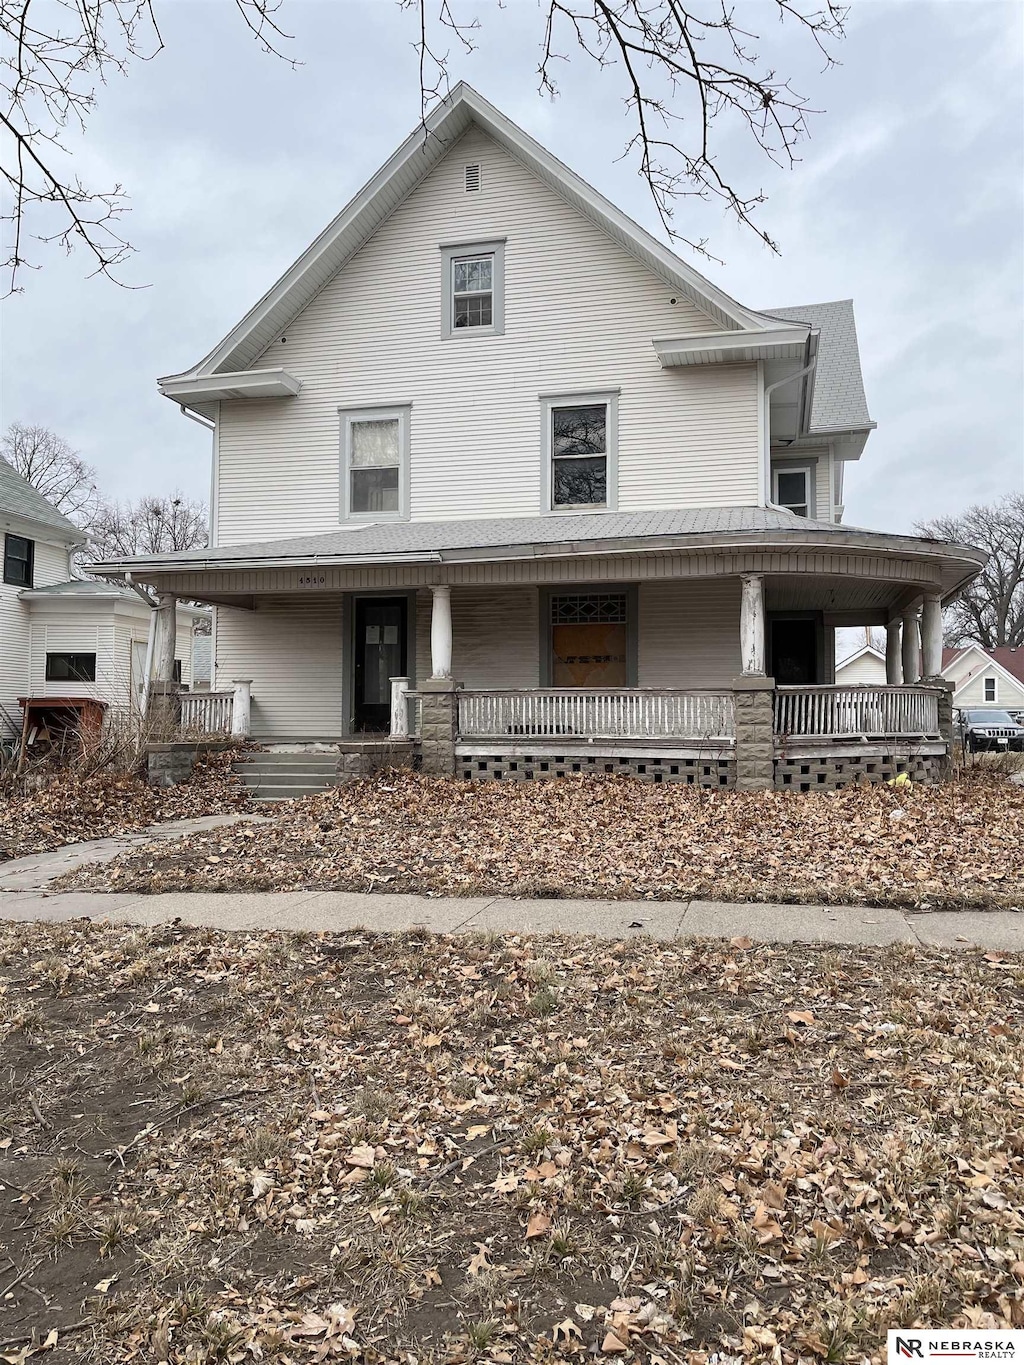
[457,689,735,741]
[180,690,233,735]
[774,685,940,738]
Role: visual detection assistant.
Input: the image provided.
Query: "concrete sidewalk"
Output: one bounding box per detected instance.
[0,886,1021,949]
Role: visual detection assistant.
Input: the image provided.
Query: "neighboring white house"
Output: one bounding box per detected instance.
[942,645,1024,715]
[88,85,986,788]
[1,456,202,743]
[834,643,887,686]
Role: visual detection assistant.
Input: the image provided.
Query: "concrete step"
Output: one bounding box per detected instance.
[236,764,339,779]
[235,756,340,769]
[241,782,339,800]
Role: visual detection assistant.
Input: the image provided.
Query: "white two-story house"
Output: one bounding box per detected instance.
[92,85,984,791]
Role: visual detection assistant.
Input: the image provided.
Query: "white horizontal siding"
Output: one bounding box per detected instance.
[955,669,1024,709]
[214,597,344,737]
[835,652,887,685]
[28,618,121,704]
[0,539,71,735]
[415,585,539,689]
[216,125,759,543]
[638,579,741,687]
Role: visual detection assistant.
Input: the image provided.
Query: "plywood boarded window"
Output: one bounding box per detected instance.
[550,592,628,687]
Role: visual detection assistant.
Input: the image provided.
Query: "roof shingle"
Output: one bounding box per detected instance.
[0,456,85,539]
[759,299,873,432]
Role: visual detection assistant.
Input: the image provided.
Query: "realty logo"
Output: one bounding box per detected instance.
[887,1332,1024,1365]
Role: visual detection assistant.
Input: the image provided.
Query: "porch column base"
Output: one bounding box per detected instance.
[147,680,182,739]
[925,677,955,774]
[733,675,775,792]
[418,676,460,776]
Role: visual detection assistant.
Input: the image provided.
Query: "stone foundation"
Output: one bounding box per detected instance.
[419,678,459,776]
[733,676,775,792]
[146,740,235,788]
[335,739,416,782]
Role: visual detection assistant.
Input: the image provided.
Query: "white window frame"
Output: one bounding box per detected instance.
[340,405,411,522]
[439,239,506,339]
[540,390,619,514]
[984,676,997,703]
[773,463,813,517]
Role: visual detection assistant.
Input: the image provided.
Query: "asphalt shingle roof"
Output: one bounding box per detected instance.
[759,299,873,431]
[0,456,85,539]
[99,505,853,567]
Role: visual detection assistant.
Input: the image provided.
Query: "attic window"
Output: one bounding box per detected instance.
[464,163,481,193]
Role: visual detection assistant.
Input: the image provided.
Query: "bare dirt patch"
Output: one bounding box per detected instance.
[60,769,1024,912]
[1,920,1021,1361]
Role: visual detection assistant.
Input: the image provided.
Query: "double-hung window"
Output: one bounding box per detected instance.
[3,533,34,587]
[773,466,811,518]
[341,406,410,520]
[984,677,997,703]
[440,239,505,338]
[542,392,618,512]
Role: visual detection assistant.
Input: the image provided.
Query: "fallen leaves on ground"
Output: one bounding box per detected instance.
[62,768,1024,911]
[0,922,1021,1361]
[0,751,251,863]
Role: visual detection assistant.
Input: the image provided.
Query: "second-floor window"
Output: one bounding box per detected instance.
[774,466,811,517]
[3,532,34,587]
[453,255,493,329]
[543,392,619,512]
[440,239,505,339]
[341,406,410,520]
[985,677,997,703]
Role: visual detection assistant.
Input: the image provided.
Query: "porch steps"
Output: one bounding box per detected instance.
[233,749,341,803]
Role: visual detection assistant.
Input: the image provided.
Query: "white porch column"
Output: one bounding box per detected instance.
[230,679,252,739]
[885,619,903,685]
[152,592,178,686]
[739,573,766,676]
[429,585,453,679]
[389,676,410,737]
[902,609,921,685]
[920,594,943,677]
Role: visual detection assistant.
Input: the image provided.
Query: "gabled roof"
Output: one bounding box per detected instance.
[0,456,86,541]
[160,84,784,388]
[759,300,873,432]
[943,644,1024,690]
[835,643,886,668]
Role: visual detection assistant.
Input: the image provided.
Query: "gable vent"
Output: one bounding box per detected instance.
[464,163,482,193]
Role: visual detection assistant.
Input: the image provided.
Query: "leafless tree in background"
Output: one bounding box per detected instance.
[408,0,847,259]
[917,495,1024,650]
[3,0,845,292]
[1,420,101,523]
[88,492,208,559]
[1,0,295,292]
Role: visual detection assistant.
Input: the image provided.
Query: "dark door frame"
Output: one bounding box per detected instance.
[767,611,826,685]
[342,590,418,735]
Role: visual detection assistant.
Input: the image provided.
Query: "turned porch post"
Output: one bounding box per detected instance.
[389,677,410,737]
[430,585,453,679]
[885,619,903,685]
[902,608,921,685]
[152,592,178,687]
[920,594,943,677]
[739,573,766,676]
[231,679,252,739]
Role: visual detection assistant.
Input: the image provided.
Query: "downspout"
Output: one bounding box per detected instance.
[179,404,217,543]
[762,350,818,509]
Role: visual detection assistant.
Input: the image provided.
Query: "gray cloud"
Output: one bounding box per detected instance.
[5,0,1022,532]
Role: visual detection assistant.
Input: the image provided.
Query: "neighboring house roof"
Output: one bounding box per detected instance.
[22,580,210,617]
[758,300,874,433]
[160,83,801,389]
[942,643,1024,694]
[835,643,886,669]
[0,456,85,541]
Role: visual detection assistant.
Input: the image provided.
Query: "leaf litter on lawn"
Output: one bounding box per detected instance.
[0,919,1021,1361]
[59,769,1024,911]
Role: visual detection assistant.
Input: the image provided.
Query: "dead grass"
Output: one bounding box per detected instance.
[60,768,1024,911]
[0,920,1021,1361]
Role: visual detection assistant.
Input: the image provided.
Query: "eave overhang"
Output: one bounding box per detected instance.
[654,326,813,367]
[157,368,301,405]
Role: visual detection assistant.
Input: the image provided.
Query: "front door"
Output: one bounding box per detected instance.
[353,597,407,732]
[770,618,819,685]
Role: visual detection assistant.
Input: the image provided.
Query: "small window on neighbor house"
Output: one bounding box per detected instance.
[984,677,997,703]
[3,533,34,587]
[550,402,610,508]
[341,407,409,519]
[775,467,810,517]
[45,652,96,683]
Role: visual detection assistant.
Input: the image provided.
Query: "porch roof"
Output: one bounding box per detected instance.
[89,505,986,598]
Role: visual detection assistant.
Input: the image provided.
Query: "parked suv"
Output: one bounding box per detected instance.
[959,709,1024,753]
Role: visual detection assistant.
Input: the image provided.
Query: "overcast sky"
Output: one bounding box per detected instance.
[4,0,1023,534]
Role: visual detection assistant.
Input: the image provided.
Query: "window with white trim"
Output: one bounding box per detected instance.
[984,677,997,703]
[542,392,618,512]
[341,406,410,520]
[440,239,505,339]
[774,466,811,517]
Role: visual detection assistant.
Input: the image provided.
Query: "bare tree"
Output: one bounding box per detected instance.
[917,494,1024,650]
[3,0,846,292]
[409,0,847,260]
[1,0,295,292]
[88,492,208,560]
[1,421,101,524]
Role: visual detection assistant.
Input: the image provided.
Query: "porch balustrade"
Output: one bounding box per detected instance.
[457,689,736,741]
[179,691,233,735]
[773,685,940,738]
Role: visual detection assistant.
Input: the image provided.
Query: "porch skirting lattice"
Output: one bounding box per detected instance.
[455,745,735,786]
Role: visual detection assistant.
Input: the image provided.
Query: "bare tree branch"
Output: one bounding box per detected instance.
[917,495,1024,650]
[1,421,101,524]
[88,491,209,560]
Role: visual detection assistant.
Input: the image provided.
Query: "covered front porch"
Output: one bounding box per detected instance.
[90,510,982,791]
